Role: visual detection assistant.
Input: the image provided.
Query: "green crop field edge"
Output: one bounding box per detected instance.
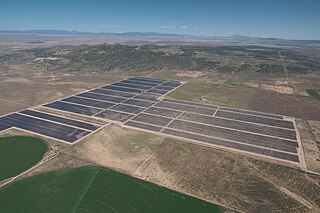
[0,136,49,181]
[306,89,320,99]
[0,166,222,213]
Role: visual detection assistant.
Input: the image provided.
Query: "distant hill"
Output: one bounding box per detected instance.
[0,29,187,37]
[1,29,319,45]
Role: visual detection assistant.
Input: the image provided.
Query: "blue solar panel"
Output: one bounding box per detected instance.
[133,93,160,101]
[7,113,78,133]
[77,92,126,103]
[0,114,90,143]
[45,101,102,116]
[123,99,154,107]
[129,77,166,83]
[95,110,134,122]
[146,88,168,95]
[0,77,184,144]
[0,122,11,131]
[62,96,115,109]
[90,88,135,98]
[102,85,142,93]
[111,82,153,90]
[110,104,144,114]
[119,79,160,87]
[19,109,100,131]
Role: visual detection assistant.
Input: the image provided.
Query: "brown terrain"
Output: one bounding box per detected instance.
[1,35,320,212]
[248,90,320,120]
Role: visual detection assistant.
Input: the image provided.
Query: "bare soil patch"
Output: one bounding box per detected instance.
[20,153,93,179]
[64,124,164,174]
[0,65,126,116]
[297,119,320,174]
[248,90,320,120]
[133,139,320,213]
[308,120,320,144]
[167,80,255,109]
[176,71,208,78]
[243,82,259,88]
[260,84,294,94]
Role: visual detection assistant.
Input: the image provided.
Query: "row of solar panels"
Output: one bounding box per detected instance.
[121,98,300,163]
[0,109,101,143]
[0,76,301,164]
[43,77,183,122]
[0,77,183,143]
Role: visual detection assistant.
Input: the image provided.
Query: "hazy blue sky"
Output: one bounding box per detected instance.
[1,0,319,39]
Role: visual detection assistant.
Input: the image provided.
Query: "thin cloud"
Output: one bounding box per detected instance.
[161,25,199,29]
[99,24,120,28]
[161,25,174,29]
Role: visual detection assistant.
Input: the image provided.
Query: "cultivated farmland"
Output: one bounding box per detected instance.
[0,136,48,181]
[0,166,222,213]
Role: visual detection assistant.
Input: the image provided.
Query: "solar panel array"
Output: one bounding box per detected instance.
[0,77,181,144]
[44,76,182,122]
[0,109,101,143]
[0,76,302,165]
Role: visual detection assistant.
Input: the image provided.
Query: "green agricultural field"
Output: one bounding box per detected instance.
[0,136,48,181]
[306,89,320,99]
[0,166,222,213]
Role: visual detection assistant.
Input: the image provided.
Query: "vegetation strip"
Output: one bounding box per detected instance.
[0,136,48,182]
[0,166,221,212]
[72,169,100,213]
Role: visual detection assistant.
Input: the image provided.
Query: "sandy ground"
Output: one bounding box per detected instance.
[132,139,320,213]
[260,84,294,94]
[0,64,127,116]
[21,153,94,178]
[248,90,320,120]
[308,120,320,144]
[297,119,320,173]
[64,124,165,174]
[1,41,320,212]
[176,71,208,78]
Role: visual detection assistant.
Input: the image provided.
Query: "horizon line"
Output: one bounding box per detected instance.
[0,29,320,41]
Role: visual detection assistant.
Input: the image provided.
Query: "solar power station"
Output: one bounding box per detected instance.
[0,76,302,165]
[0,109,101,143]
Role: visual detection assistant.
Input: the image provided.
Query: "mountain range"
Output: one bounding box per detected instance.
[1,29,319,45]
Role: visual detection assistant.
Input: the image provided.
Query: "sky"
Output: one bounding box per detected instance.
[0,0,320,40]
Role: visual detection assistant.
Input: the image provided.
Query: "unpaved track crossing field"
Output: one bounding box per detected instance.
[0,136,48,181]
[0,166,222,213]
